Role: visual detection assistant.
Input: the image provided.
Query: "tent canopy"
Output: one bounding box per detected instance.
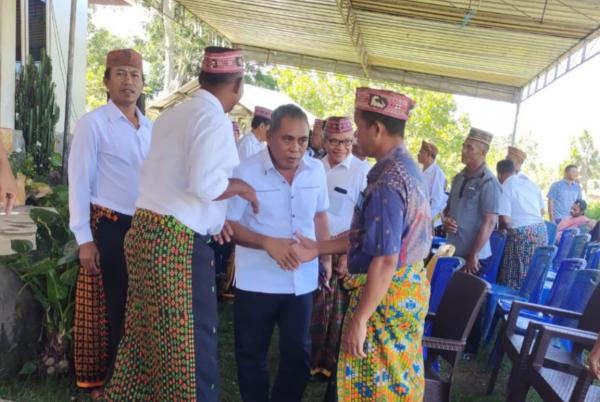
[175,0,600,102]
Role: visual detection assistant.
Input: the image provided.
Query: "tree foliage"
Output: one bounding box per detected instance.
[568,129,600,195]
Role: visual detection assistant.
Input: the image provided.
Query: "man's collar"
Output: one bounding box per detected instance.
[195,89,225,113]
[261,147,310,175]
[325,154,353,170]
[106,99,150,128]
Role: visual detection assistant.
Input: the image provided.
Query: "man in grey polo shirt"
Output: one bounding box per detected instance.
[443,127,501,356]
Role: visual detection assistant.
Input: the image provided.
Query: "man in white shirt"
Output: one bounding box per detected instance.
[310,116,369,382]
[497,159,548,290]
[68,49,151,396]
[105,47,258,402]
[418,140,447,230]
[237,106,271,160]
[507,145,545,216]
[227,104,330,402]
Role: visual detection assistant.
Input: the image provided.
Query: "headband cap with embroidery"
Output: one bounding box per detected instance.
[355,87,415,120]
[507,146,527,163]
[254,106,272,120]
[325,116,353,135]
[106,48,143,71]
[201,49,244,74]
[466,127,494,146]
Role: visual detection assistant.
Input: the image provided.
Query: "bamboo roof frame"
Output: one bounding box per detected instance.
[174,0,600,103]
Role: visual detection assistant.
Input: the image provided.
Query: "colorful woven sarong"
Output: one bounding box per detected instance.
[499,222,548,290]
[311,256,350,378]
[337,263,429,402]
[73,205,117,389]
[105,209,219,401]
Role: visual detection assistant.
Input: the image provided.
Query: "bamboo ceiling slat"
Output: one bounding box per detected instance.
[176,0,600,102]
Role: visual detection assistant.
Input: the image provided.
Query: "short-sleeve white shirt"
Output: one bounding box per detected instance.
[498,174,544,228]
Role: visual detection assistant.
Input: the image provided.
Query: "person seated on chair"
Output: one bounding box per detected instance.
[555,199,596,242]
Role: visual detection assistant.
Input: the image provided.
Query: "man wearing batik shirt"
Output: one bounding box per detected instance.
[310,116,370,384]
[68,49,151,398]
[418,140,447,230]
[106,47,258,402]
[309,118,327,159]
[227,104,330,402]
[295,88,432,401]
[237,106,271,160]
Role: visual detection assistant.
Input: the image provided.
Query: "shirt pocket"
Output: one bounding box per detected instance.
[329,188,351,215]
[295,185,320,218]
[254,188,286,221]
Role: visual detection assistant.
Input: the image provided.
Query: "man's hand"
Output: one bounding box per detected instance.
[588,335,600,379]
[263,237,301,270]
[238,180,259,214]
[320,257,333,291]
[463,253,480,274]
[342,317,368,358]
[80,242,100,274]
[213,221,234,245]
[0,167,17,214]
[334,254,348,278]
[443,216,458,234]
[291,232,319,263]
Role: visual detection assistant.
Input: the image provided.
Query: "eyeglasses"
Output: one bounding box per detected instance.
[327,139,353,147]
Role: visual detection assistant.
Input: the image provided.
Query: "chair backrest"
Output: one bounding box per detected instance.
[518,245,557,303]
[578,282,600,333]
[478,230,507,284]
[552,228,579,271]
[546,258,587,307]
[545,221,557,246]
[431,272,490,364]
[428,256,464,313]
[567,234,591,258]
[554,271,600,328]
[426,244,456,282]
[584,242,600,265]
[589,249,600,270]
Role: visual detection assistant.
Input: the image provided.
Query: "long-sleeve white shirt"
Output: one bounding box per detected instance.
[422,162,447,225]
[136,89,239,235]
[237,131,266,160]
[68,100,152,245]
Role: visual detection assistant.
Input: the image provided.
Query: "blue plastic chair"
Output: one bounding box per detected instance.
[567,234,591,258]
[545,221,557,246]
[431,236,446,249]
[589,249,600,269]
[583,241,600,263]
[479,230,507,284]
[550,228,579,273]
[428,256,464,314]
[482,245,557,342]
[542,258,587,305]
[553,269,600,327]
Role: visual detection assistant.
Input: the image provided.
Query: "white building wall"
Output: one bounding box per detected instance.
[0,1,17,130]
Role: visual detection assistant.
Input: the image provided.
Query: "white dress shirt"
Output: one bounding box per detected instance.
[68,100,152,245]
[237,131,266,160]
[498,174,544,228]
[322,154,370,236]
[227,149,329,295]
[422,162,447,226]
[136,89,239,235]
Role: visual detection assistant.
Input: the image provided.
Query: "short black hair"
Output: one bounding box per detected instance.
[268,104,309,135]
[198,46,244,87]
[251,116,270,129]
[496,159,515,175]
[575,199,587,211]
[357,109,406,137]
[565,164,578,173]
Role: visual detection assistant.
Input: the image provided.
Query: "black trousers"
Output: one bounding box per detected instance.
[193,235,220,402]
[234,288,313,402]
[94,211,131,377]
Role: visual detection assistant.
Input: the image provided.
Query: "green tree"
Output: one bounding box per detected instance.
[86,18,130,110]
[568,129,600,195]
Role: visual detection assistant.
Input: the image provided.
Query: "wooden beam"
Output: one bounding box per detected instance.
[336,0,369,76]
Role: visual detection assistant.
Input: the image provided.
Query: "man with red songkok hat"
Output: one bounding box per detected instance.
[309,118,327,159]
[237,106,271,160]
[68,48,151,399]
[105,46,258,401]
